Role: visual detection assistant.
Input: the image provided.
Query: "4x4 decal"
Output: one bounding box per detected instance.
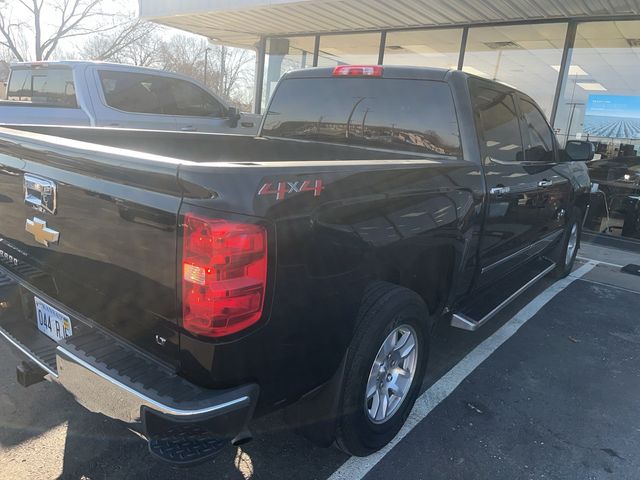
[258,180,324,201]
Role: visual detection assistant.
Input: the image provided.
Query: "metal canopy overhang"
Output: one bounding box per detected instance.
[138,0,640,48]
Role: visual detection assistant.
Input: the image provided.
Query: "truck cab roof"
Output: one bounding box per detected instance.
[10,60,184,78]
[283,65,536,103]
[284,65,453,82]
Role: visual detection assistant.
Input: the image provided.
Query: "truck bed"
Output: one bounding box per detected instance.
[3,124,427,163]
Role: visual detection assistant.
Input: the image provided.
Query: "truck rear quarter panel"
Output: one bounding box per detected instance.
[178,158,484,410]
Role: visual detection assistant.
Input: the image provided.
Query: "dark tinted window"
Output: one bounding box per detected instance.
[262,78,461,157]
[520,98,555,162]
[7,68,77,107]
[164,78,224,117]
[469,80,524,163]
[100,71,224,117]
[99,70,174,114]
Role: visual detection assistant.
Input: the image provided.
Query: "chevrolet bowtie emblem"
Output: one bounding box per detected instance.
[25,218,60,247]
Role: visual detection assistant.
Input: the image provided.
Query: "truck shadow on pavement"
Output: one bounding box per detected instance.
[56,408,349,480]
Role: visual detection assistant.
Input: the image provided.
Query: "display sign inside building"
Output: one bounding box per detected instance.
[584,94,640,139]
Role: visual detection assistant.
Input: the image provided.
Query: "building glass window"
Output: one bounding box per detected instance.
[463,23,567,117]
[383,28,462,69]
[554,20,640,150]
[263,36,316,110]
[316,32,381,67]
[555,20,640,242]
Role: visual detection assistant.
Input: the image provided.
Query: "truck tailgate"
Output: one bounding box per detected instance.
[0,127,183,366]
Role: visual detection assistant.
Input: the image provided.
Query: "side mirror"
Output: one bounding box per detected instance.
[227,106,241,128]
[564,140,595,162]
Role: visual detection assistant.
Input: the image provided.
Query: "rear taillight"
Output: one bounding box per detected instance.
[182,213,267,337]
[332,65,383,77]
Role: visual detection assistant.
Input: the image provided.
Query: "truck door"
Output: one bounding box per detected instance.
[517,95,571,242]
[470,79,547,286]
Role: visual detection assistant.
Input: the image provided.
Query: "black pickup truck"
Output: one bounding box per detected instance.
[0,66,593,465]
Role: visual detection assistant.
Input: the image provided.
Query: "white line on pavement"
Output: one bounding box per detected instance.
[577,277,640,295]
[327,261,598,480]
[577,256,624,269]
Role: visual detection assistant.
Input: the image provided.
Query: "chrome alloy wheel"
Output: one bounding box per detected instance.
[365,325,419,424]
[565,223,578,266]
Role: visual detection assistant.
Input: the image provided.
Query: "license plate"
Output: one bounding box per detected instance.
[35,297,73,342]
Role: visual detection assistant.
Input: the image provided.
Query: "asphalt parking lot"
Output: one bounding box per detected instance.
[1,242,640,480]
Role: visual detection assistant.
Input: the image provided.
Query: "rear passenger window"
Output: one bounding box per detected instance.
[469,80,524,163]
[99,70,171,114]
[520,98,555,162]
[7,68,77,108]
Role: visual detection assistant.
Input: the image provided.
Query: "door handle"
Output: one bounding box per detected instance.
[538,180,553,188]
[181,126,197,132]
[489,186,510,196]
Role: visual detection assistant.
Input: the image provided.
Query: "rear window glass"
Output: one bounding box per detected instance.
[7,68,77,108]
[262,78,461,158]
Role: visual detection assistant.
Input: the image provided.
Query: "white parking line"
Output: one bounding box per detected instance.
[577,277,640,295]
[328,261,598,480]
[577,256,624,269]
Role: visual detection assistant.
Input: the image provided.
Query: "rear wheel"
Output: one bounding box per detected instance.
[335,283,429,456]
[550,210,580,279]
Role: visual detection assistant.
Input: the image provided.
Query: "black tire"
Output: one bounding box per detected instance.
[549,209,581,279]
[335,282,430,456]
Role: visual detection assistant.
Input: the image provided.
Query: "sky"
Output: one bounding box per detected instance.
[3,0,200,61]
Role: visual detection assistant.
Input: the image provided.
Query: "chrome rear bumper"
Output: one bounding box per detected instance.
[55,345,255,423]
[0,321,257,430]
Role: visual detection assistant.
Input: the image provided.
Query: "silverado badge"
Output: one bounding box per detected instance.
[25,218,60,247]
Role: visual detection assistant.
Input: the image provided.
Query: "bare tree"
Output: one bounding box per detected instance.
[159,35,208,82]
[0,1,29,61]
[80,20,161,66]
[0,0,115,61]
[207,45,255,107]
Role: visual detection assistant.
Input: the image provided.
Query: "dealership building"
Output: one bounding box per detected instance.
[140,0,640,148]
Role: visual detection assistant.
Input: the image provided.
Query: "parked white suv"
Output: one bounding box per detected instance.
[0,61,261,134]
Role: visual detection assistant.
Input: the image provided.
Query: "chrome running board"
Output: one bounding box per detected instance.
[451,260,557,332]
